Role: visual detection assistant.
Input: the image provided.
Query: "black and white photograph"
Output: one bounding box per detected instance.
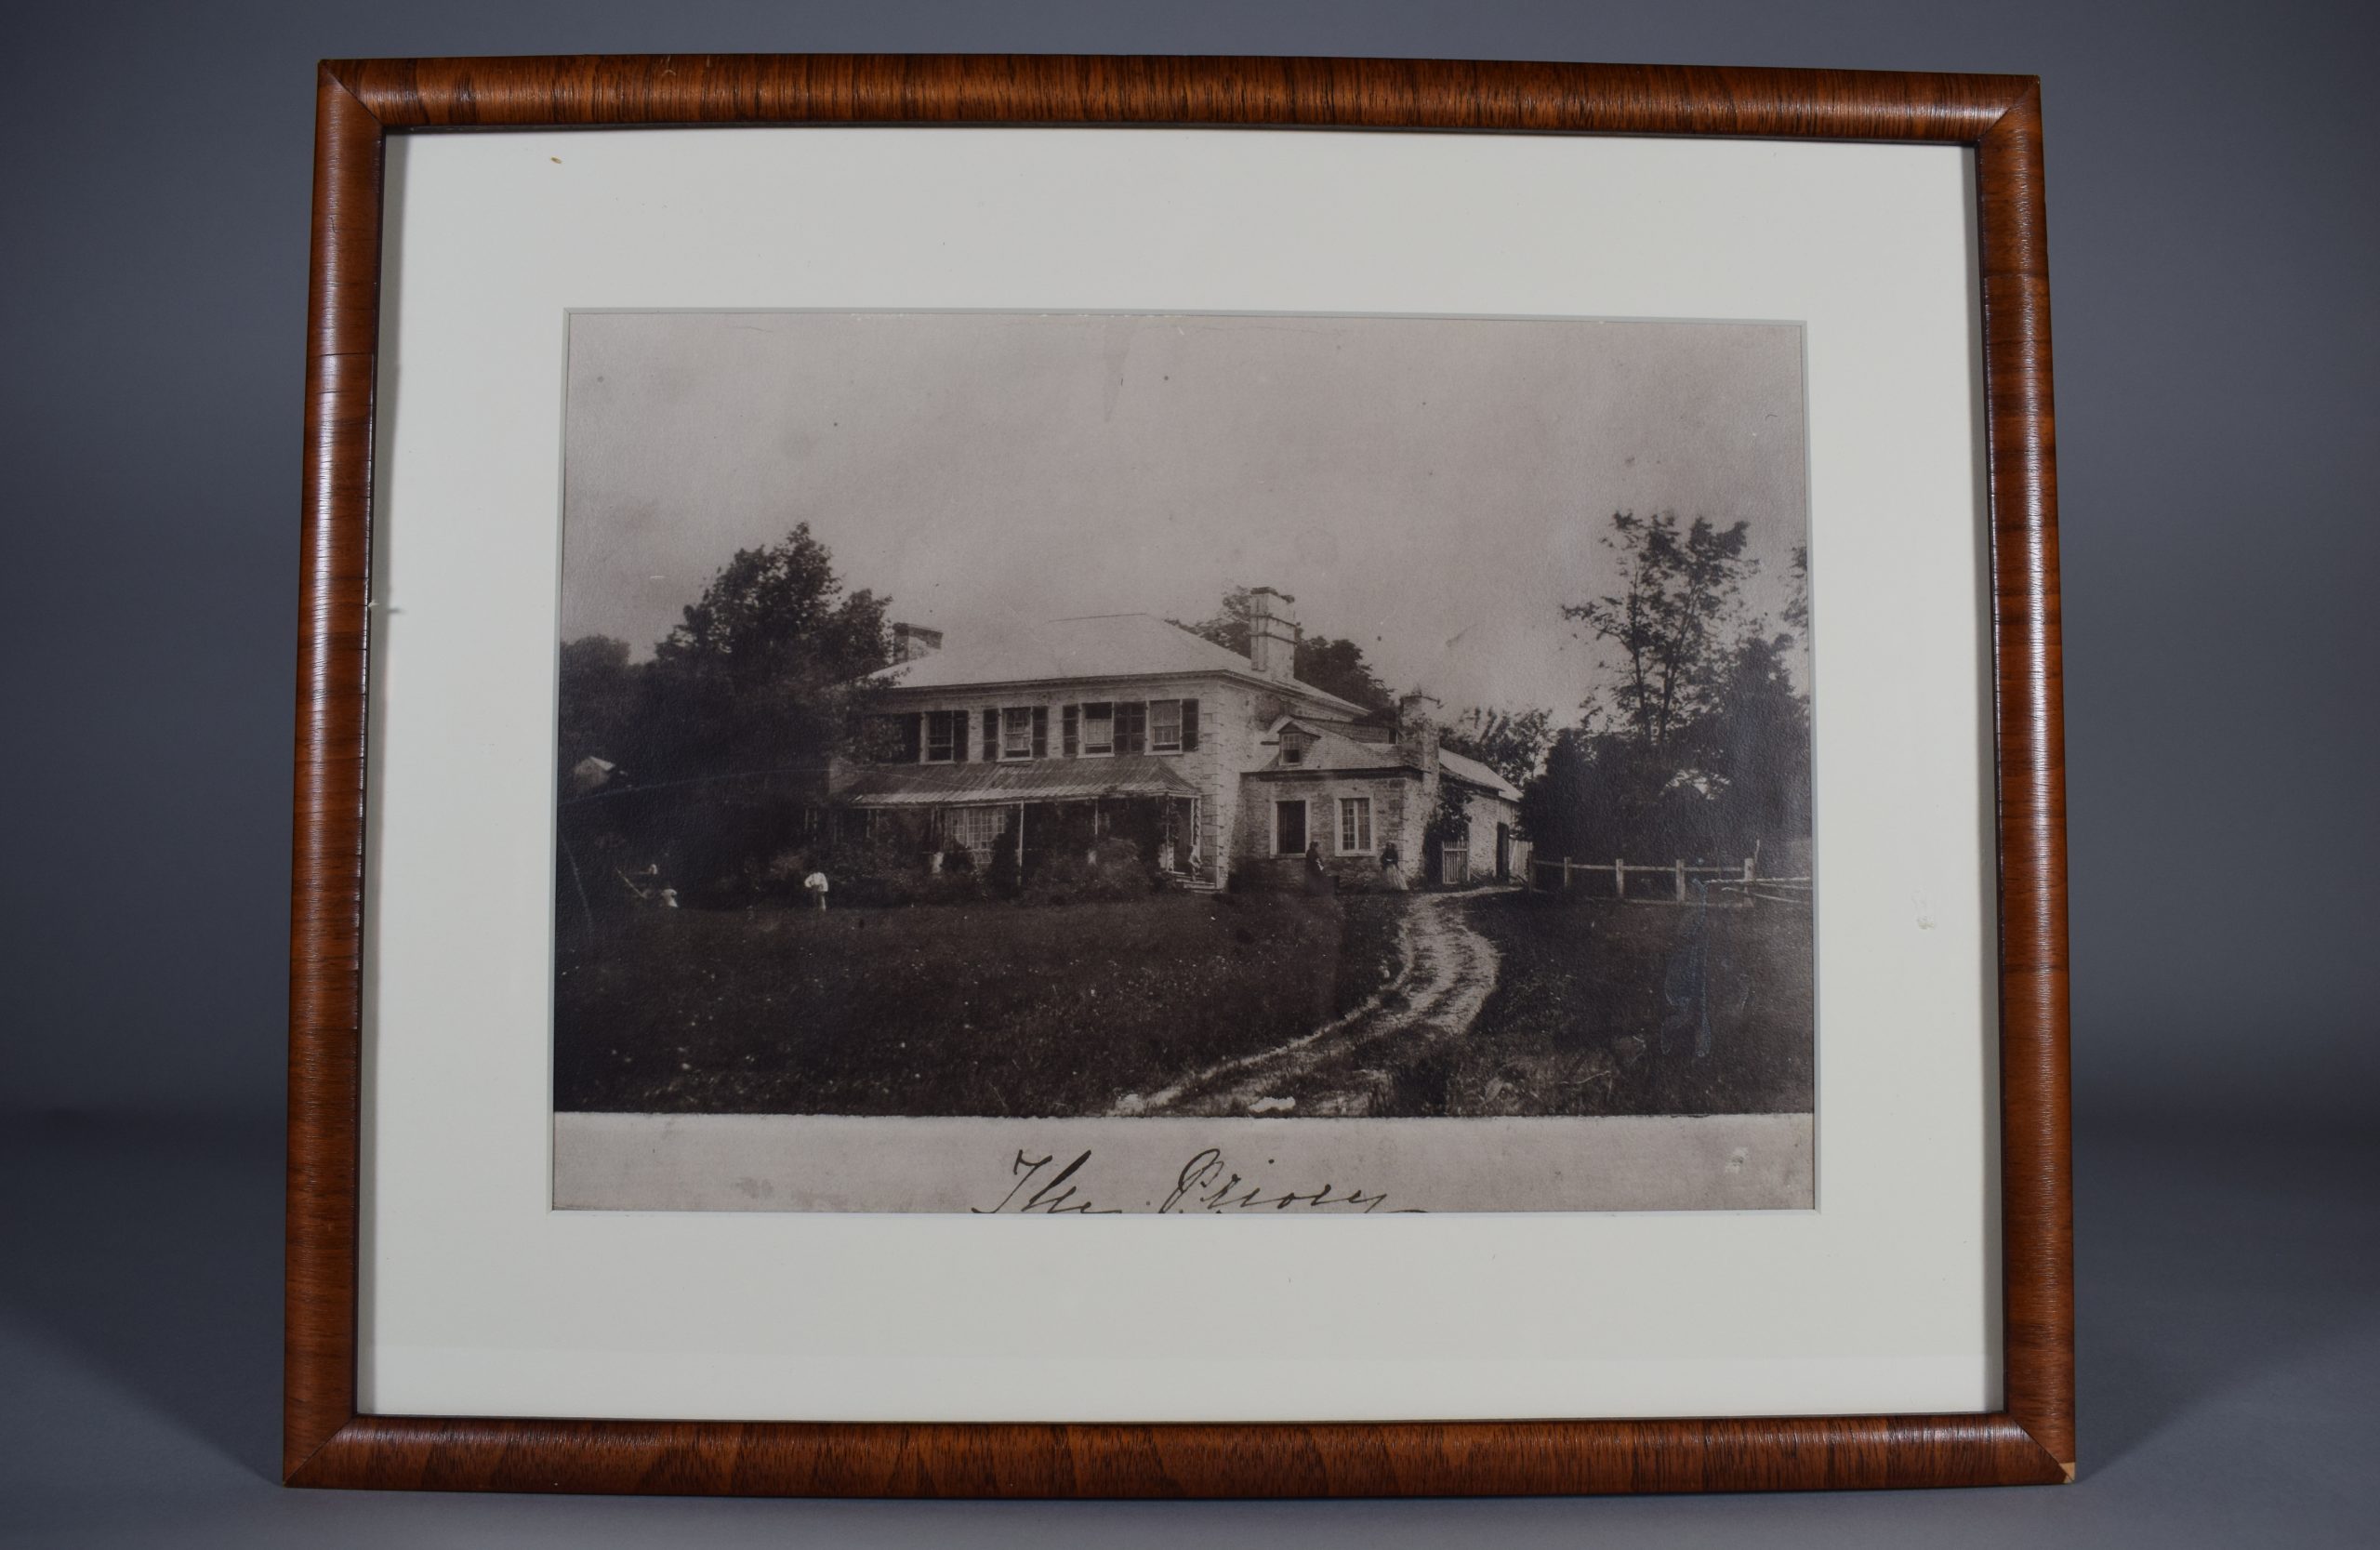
[549,310,1816,1212]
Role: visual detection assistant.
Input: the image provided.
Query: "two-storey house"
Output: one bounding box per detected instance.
[835,588,1525,889]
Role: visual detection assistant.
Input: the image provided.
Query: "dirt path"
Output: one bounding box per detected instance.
[1124,891,1509,1118]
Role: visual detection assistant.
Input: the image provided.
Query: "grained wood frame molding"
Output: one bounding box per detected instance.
[288,54,2070,1496]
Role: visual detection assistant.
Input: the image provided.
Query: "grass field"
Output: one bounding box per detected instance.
[1414,891,1816,1118]
[554,890,1410,1117]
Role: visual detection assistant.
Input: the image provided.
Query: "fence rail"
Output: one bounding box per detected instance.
[1529,854,1813,905]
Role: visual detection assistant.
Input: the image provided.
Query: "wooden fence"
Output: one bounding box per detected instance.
[1433,838,1532,888]
[1530,854,1813,905]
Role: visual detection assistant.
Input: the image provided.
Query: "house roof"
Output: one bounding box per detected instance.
[866,614,1369,716]
[835,754,1201,808]
[1251,718,1421,777]
[1438,748,1523,802]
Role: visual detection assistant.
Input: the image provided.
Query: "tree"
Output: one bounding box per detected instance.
[1441,706,1554,788]
[1564,511,1755,756]
[1520,510,1810,865]
[1697,631,1811,846]
[642,523,894,780]
[1170,586,1395,710]
[556,635,643,775]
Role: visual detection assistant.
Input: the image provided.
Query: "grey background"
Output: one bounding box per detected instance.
[1,1,2372,1545]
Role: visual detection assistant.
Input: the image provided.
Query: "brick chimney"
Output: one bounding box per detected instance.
[891,622,943,662]
[1396,691,1441,769]
[1247,588,1299,680]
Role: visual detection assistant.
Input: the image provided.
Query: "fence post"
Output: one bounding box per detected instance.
[1674,860,1686,902]
[1744,856,1755,882]
[1614,857,1625,898]
[1561,855,1571,893]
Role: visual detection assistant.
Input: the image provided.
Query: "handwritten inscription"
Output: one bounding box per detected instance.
[1161,1147,1394,1213]
[973,1146,1399,1214]
[973,1148,1123,1214]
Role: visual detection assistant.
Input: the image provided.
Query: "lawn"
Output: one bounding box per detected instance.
[1417,892,1816,1118]
[554,889,1409,1117]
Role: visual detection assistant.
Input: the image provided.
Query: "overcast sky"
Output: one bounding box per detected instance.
[561,311,1807,722]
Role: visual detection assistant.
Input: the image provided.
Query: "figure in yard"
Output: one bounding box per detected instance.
[804,869,830,911]
[1304,841,1331,894]
[1380,842,1404,890]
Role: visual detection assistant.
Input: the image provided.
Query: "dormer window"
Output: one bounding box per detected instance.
[1281,728,1313,765]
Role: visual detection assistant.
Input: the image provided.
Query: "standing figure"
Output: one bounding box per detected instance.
[803,869,830,912]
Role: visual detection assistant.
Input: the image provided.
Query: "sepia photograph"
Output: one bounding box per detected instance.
[549,310,1815,1212]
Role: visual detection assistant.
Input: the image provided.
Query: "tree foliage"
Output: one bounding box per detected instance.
[1563,511,1754,756]
[557,634,639,774]
[553,525,895,907]
[641,523,893,781]
[1520,511,1810,864]
[1441,706,1555,788]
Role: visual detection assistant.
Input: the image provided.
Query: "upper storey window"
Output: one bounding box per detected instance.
[1149,698,1183,753]
[999,707,1037,761]
[923,709,966,763]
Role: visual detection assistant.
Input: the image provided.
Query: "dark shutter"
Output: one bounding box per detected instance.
[1063,705,1078,758]
[1032,707,1049,758]
[1117,702,1146,756]
[952,710,969,762]
[1181,699,1199,751]
[982,709,998,762]
[901,714,923,762]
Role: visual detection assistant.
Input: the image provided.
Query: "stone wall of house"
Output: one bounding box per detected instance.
[1448,786,1525,882]
[1235,768,1427,889]
[866,674,1355,887]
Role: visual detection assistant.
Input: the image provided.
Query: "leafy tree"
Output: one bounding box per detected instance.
[1564,511,1755,756]
[1520,511,1810,866]
[642,523,894,780]
[1699,631,1811,846]
[556,635,643,775]
[1170,586,1395,710]
[1292,634,1395,711]
[1441,706,1554,788]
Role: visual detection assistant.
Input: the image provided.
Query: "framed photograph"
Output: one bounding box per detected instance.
[288,55,2071,1494]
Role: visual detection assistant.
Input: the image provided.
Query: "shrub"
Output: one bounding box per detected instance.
[1022,834,1155,906]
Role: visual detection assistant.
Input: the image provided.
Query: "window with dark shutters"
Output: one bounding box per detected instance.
[1063,705,1078,757]
[1117,702,1147,756]
[1182,699,1199,750]
[981,709,998,762]
[925,709,964,763]
[999,708,1035,761]
[1149,698,1183,752]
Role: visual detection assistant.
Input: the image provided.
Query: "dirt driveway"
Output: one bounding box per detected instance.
[1126,890,1509,1118]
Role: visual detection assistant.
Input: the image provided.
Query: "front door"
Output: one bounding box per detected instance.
[1496,822,1512,881]
[1276,800,1307,854]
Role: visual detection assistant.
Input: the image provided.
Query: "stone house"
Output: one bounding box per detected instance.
[834,589,1526,890]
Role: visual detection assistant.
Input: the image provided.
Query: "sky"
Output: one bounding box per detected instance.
[560,311,1808,723]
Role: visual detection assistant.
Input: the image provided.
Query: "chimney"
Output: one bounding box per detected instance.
[1396,692,1442,768]
[891,622,943,662]
[1247,588,1299,680]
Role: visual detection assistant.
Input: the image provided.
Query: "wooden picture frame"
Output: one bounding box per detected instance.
[288,54,2069,1495]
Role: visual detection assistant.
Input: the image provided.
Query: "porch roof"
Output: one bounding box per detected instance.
[836,754,1201,808]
